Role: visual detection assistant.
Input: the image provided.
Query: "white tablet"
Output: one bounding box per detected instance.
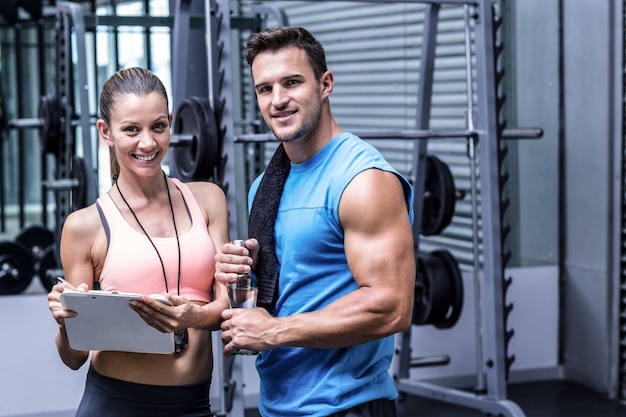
[60,290,175,354]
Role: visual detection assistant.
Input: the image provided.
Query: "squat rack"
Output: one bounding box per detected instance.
[390,1,530,417]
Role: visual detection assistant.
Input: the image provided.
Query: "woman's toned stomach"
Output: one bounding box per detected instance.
[91,327,214,386]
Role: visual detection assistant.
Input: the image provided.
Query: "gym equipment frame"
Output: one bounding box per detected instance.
[390,1,531,417]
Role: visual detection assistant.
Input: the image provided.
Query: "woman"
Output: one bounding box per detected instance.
[47,67,229,416]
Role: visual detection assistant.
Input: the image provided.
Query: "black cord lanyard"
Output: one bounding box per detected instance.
[115,171,182,295]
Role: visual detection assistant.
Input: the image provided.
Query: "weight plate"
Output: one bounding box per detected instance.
[412,271,430,325]
[172,98,209,180]
[15,225,54,260]
[426,253,453,325]
[71,155,87,210]
[421,155,457,236]
[190,96,220,179]
[172,98,207,179]
[38,94,60,154]
[0,241,35,295]
[431,249,464,329]
[412,253,444,326]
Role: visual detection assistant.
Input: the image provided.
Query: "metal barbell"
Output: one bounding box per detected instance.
[234,127,543,143]
[4,95,96,154]
[6,116,98,129]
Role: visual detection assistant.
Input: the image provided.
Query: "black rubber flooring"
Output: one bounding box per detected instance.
[15,380,626,417]
[396,380,626,417]
[241,380,626,417]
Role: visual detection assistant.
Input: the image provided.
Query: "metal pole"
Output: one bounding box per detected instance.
[37,16,49,227]
[56,2,98,206]
[463,3,485,393]
[171,0,192,107]
[394,2,440,382]
[15,25,26,229]
[473,0,509,399]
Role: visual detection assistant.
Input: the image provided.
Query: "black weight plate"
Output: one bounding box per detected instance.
[421,155,457,236]
[15,225,54,260]
[172,98,209,180]
[189,96,220,179]
[71,155,88,210]
[412,253,441,325]
[431,249,464,329]
[172,99,207,180]
[0,242,35,295]
[38,94,60,154]
[38,245,60,292]
[412,271,429,325]
[434,156,457,230]
[427,254,453,325]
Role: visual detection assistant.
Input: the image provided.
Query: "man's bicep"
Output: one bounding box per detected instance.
[340,169,415,289]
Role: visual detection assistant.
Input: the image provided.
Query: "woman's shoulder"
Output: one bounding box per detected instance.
[182,180,227,210]
[181,179,225,197]
[62,203,103,234]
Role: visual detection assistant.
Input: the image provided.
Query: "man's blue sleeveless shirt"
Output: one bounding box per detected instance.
[248,132,414,417]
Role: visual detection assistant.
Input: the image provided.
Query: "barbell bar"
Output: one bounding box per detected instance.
[6,116,97,129]
[233,127,543,143]
[3,95,97,154]
[39,156,89,210]
[41,178,80,191]
[169,134,196,147]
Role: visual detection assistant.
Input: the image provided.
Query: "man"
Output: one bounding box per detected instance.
[215,26,415,417]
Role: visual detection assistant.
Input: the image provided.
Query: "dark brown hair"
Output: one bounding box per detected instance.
[245,26,328,80]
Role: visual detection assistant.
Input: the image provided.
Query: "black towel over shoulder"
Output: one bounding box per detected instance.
[248,143,291,311]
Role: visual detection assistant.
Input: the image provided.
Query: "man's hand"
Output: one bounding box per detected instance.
[214,238,259,285]
[221,306,275,356]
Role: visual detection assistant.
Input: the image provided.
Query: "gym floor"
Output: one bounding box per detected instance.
[7,380,626,417]
[240,380,626,417]
[395,380,626,417]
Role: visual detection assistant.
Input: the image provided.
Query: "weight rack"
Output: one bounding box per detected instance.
[391,1,529,416]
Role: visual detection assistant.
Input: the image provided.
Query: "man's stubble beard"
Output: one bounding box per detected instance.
[270,97,323,143]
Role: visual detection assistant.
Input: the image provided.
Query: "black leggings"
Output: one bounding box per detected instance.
[75,366,214,417]
[326,398,398,417]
